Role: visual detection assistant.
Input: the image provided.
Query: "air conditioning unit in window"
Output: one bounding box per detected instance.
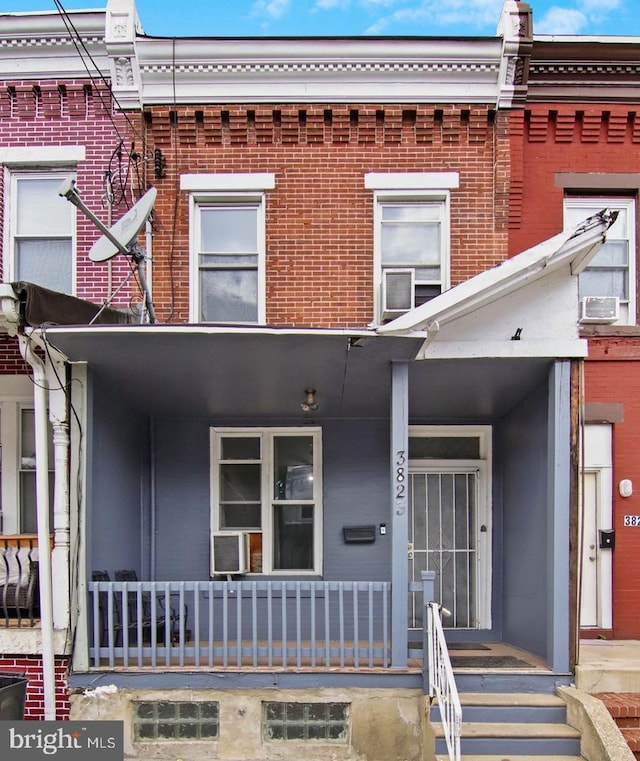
[579,296,620,324]
[211,532,247,575]
[382,269,415,319]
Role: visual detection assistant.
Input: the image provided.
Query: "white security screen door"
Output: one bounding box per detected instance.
[408,426,491,632]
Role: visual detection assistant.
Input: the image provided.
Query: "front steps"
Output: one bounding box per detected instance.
[432,690,584,760]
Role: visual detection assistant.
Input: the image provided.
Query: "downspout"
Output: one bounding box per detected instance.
[18,334,57,720]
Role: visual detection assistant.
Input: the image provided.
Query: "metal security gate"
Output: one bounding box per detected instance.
[408,469,483,630]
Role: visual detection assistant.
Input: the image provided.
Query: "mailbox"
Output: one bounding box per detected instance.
[599,529,615,549]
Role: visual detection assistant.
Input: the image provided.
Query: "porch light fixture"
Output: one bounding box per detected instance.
[301,388,319,412]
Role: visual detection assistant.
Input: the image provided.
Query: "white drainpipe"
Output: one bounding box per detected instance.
[18,334,57,720]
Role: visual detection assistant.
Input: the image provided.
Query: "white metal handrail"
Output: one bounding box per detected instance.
[426,601,462,761]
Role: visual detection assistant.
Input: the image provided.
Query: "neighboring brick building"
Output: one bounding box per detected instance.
[510,32,640,640]
[0,5,135,719]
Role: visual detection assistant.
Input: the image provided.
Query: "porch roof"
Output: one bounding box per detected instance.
[378,209,617,353]
[41,324,551,419]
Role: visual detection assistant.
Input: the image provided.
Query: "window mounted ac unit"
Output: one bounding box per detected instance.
[211,532,247,575]
[580,296,620,324]
[382,269,415,319]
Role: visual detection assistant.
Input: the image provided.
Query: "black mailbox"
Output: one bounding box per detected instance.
[343,525,376,544]
[599,529,615,549]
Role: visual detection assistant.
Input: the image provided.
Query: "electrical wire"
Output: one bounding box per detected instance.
[52,0,146,150]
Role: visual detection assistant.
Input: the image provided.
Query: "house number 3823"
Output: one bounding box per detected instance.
[395,450,406,514]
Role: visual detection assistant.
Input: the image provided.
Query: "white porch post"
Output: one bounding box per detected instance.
[48,358,71,631]
[390,360,409,667]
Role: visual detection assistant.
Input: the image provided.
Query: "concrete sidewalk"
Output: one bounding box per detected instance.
[575,639,640,693]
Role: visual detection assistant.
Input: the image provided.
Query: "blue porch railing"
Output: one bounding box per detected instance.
[88,579,392,669]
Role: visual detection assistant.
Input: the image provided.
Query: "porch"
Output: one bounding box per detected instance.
[1,534,42,627]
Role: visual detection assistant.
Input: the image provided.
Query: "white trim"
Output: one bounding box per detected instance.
[372,188,452,324]
[580,424,613,630]
[210,427,323,576]
[181,173,276,192]
[188,191,267,324]
[0,146,86,165]
[365,172,459,190]
[4,170,77,294]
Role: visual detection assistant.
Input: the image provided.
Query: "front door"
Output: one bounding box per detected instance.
[580,425,613,630]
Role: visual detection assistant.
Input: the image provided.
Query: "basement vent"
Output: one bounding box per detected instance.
[263,702,350,742]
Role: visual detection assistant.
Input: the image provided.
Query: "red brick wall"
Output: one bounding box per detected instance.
[0,80,137,311]
[509,104,640,638]
[144,104,510,328]
[0,655,70,720]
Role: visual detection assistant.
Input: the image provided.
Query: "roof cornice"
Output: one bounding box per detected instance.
[0,10,110,80]
[134,35,504,105]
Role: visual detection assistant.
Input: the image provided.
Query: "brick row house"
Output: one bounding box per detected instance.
[510,26,640,642]
[0,0,633,758]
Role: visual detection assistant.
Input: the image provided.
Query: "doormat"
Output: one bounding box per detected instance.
[448,643,491,651]
[409,642,491,651]
[450,655,532,669]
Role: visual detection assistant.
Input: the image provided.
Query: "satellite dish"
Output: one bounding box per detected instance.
[89,187,157,263]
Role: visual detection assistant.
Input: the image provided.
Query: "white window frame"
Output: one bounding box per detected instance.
[365,173,458,324]
[4,170,77,294]
[0,377,52,536]
[210,426,323,575]
[181,174,274,324]
[564,196,636,325]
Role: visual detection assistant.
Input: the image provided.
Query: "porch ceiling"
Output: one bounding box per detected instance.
[44,326,551,420]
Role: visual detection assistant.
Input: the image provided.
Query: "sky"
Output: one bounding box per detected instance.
[0,0,638,38]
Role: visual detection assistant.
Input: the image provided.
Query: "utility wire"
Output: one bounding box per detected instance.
[52,0,148,153]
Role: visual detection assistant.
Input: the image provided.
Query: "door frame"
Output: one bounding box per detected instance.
[408,425,492,630]
[580,424,613,630]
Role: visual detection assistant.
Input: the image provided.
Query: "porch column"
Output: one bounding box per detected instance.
[390,361,409,667]
[547,360,571,673]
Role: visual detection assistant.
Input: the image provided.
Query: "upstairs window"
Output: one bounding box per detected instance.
[564,197,636,325]
[6,173,74,294]
[365,173,458,324]
[182,174,274,324]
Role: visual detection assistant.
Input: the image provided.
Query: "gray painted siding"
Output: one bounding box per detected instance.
[89,380,144,576]
[501,379,549,659]
[151,417,393,583]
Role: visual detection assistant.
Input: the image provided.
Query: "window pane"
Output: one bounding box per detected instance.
[274,436,314,500]
[221,503,261,530]
[200,207,258,253]
[220,463,261,501]
[221,437,261,460]
[589,240,628,268]
[273,505,314,570]
[16,239,72,293]
[200,269,258,322]
[382,204,440,222]
[17,178,71,236]
[201,254,258,267]
[409,436,480,459]
[579,270,627,300]
[381,224,440,265]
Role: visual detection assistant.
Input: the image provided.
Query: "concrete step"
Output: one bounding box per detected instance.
[435,756,585,761]
[433,716,581,756]
[432,691,568,724]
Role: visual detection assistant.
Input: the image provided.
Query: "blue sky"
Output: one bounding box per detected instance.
[1,0,638,37]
